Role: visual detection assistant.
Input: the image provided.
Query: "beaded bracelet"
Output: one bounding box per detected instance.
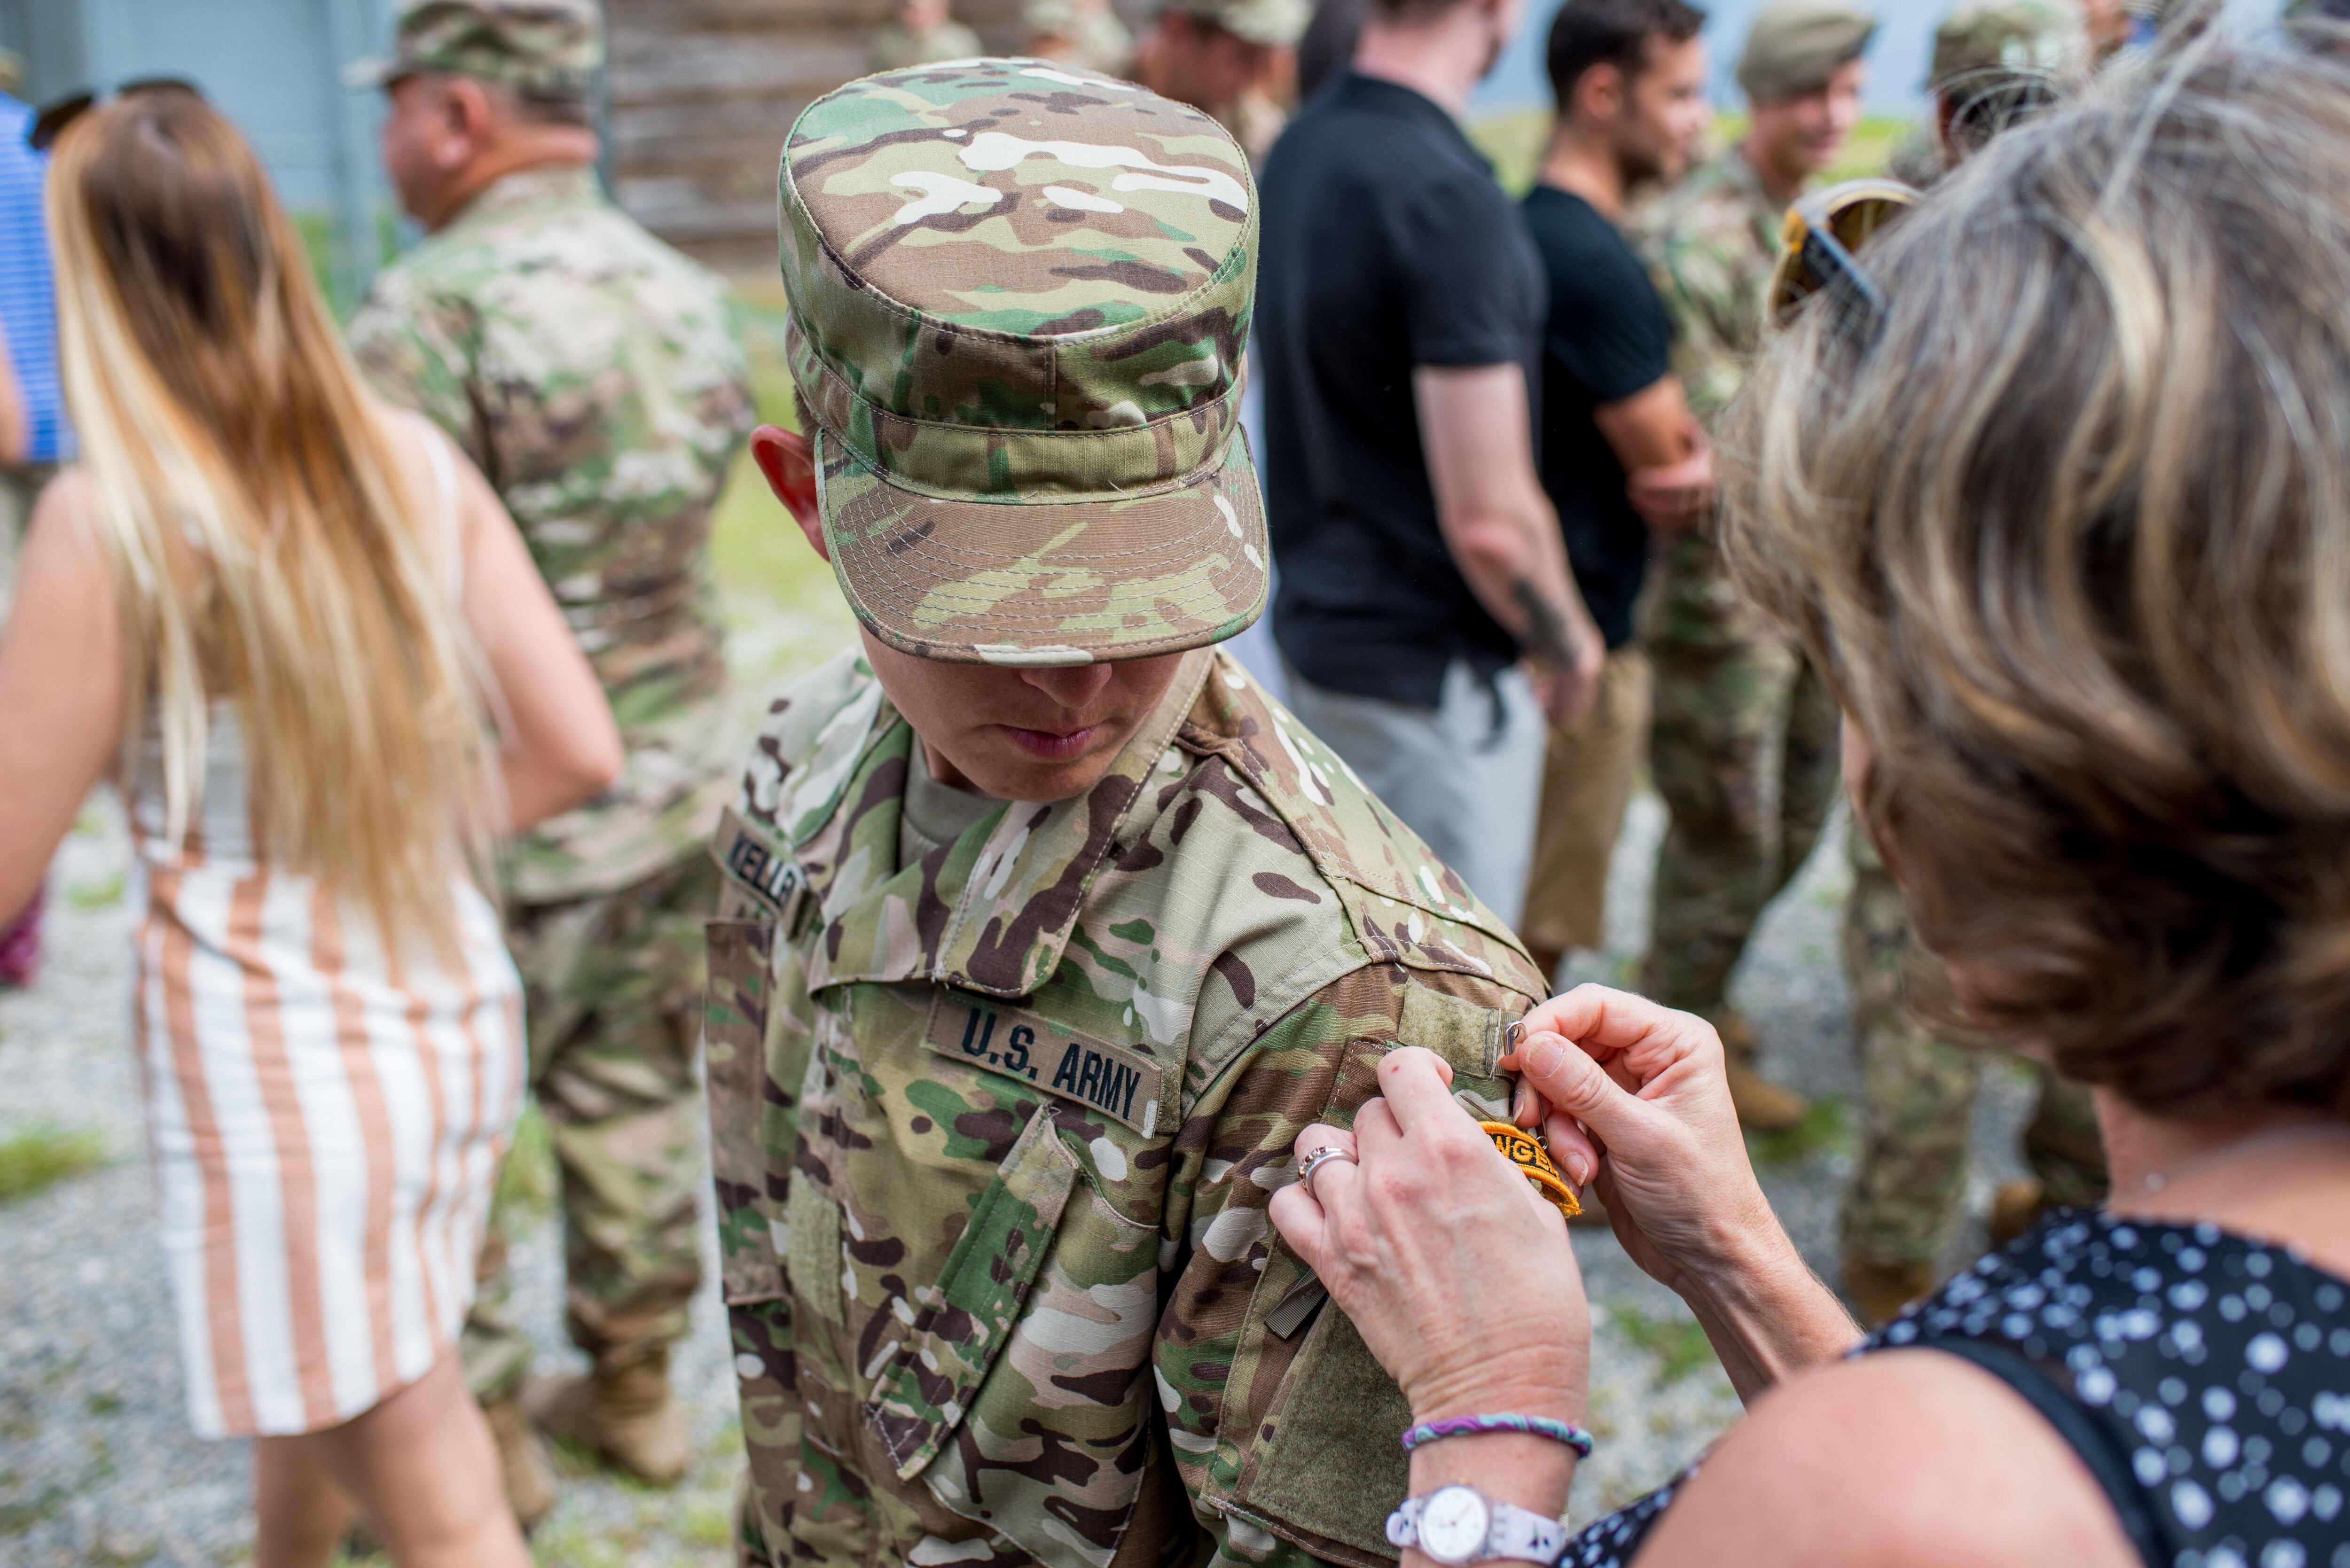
[1400,1413,1595,1458]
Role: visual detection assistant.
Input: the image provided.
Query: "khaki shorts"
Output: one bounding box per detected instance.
[1520,645,1653,964]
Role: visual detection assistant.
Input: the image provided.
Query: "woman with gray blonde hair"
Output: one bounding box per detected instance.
[1268,26,2350,1568]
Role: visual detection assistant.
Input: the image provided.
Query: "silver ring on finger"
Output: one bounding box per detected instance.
[1297,1145,1357,1192]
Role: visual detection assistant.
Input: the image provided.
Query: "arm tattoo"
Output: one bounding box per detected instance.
[1512,577,1583,674]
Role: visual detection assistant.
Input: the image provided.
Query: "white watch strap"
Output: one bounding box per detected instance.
[1387,1490,1571,1565]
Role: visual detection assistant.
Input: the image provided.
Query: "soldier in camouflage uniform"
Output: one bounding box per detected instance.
[1635,0,1874,1131]
[871,0,987,72]
[345,0,755,1515]
[1022,0,1137,78]
[1837,0,2107,1325]
[1133,0,1309,167]
[708,60,1551,1568]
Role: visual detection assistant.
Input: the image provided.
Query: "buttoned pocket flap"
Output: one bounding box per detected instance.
[868,1099,1078,1480]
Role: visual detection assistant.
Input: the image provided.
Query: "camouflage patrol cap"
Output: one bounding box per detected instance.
[1160,0,1311,49]
[1929,0,2087,92]
[779,60,1266,666]
[1737,0,1877,101]
[344,0,603,94]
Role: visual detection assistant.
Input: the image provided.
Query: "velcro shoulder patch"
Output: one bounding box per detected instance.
[922,993,1164,1137]
[713,805,805,925]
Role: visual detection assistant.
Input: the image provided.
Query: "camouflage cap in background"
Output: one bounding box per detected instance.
[1159,0,1312,49]
[1736,0,1878,101]
[779,60,1266,666]
[344,0,603,94]
[1929,0,2088,92]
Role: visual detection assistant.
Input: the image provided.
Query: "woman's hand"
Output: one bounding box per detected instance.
[1506,986,1859,1397]
[1504,985,1767,1301]
[1267,1048,1591,1425]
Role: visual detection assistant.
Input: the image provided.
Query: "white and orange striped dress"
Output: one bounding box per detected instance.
[125,436,524,1439]
[128,711,524,1437]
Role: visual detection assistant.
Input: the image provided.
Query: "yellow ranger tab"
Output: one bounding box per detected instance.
[922,993,1165,1137]
[1480,1121,1582,1219]
[712,804,806,927]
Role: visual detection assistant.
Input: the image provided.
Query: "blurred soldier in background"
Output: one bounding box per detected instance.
[347,0,754,1524]
[1636,0,1873,1131]
[1839,0,2109,1326]
[1022,0,1136,75]
[870,0,985,71]
[1133,0,1309,164]
[2079,0,2132,55]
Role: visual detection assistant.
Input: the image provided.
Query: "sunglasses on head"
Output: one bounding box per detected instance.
[30,77,204,153]
[1768,177,1920,343]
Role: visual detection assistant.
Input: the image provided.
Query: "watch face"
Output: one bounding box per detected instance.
[1419,1485,1492,1565]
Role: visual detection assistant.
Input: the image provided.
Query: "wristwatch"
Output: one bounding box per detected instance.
[1386,1483,1569,1566]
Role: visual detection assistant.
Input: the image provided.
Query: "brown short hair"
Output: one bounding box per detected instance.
[1722,36,2350,1118]
[1547,0,1707,113]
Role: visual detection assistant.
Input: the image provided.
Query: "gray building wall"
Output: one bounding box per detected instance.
[0,0,399,310]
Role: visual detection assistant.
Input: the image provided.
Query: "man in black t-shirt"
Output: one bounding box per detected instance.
[1259,0,1605,929]
[1516,0,1715,982]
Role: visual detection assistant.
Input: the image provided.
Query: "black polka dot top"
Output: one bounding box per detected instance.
[1562,1212,2350,1568]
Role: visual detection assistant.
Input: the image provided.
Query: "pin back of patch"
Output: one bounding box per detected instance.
[1478,1120,1582,1219]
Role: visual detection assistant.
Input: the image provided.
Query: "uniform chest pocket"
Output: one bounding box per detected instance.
[868,1099,1079,1477]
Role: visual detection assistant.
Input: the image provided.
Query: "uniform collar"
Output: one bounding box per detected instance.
[1725,144,1794,253]
[801,648,1217,999]
[443,163,601,233]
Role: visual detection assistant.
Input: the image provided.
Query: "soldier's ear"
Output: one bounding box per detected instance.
[750,424,826,561]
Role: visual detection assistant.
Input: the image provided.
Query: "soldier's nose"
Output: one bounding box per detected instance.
[1022,661,1117,711]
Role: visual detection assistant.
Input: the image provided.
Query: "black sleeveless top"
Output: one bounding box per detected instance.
[1563,1212,2350,1568]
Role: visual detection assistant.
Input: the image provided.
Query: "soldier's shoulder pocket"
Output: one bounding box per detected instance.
[1223,1256,1411,1568]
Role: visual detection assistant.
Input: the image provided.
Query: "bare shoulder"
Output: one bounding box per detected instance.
[27,464,91,530]
[1631,1350,2143,1568]
[23,468,110,581]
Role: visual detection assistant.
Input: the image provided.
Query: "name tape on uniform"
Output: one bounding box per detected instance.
[923,994,1163,1138]
[713,806,805,924]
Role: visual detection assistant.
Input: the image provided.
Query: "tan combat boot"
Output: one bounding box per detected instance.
[1844,1256,1936,1327]
[1716,1012,1809,1133]
[533,1352,691,1485]
[1989,1178,2053,1250]
[483,1394,558,1533]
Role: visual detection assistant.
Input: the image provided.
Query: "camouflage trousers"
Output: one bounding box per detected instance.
[464,850,718,1401]
[1637,544,1841,1022]
[1840,827,2109,1268]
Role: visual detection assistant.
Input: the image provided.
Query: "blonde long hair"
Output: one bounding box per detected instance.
[49,90,495,950]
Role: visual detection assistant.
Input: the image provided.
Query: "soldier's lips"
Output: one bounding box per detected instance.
[997,722,1106,761]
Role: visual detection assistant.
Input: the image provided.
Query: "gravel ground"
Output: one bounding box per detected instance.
[0,702,2039,1565]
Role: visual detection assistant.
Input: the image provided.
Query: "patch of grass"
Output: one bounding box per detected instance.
[0,1485,65,1535]
[1745,1091,1852,1171]
[68,870,125,910]
[0,1123,110,1204]
[494,1102,557,1221]
[1469,108,1551,196]
[85,1389,123,1417]
[1611,1303,1719,1388]
[711,285,860,692]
